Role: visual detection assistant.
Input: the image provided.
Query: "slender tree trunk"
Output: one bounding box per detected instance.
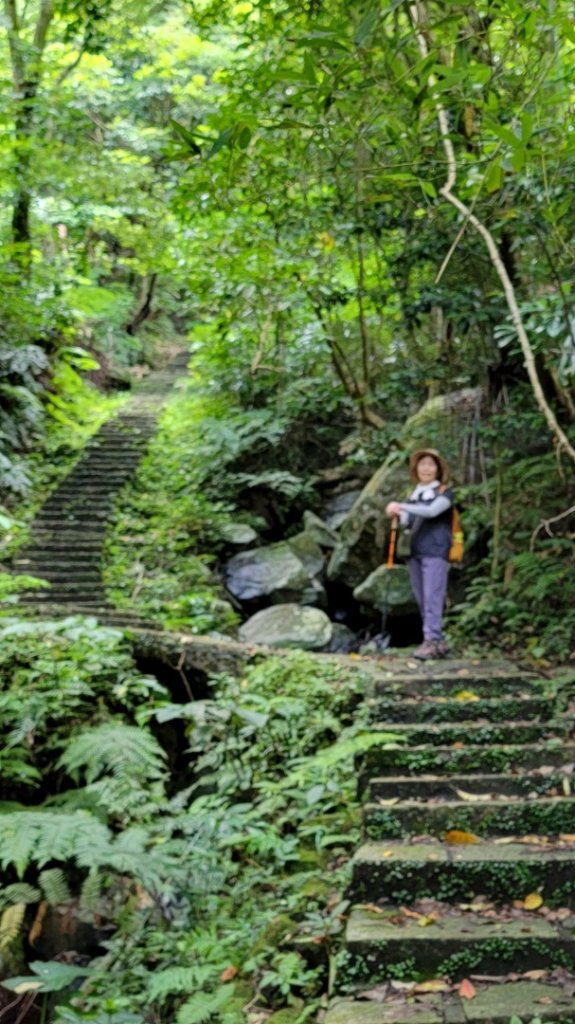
[4,0,55,262]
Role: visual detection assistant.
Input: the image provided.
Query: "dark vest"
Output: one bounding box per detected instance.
[409,487,454,559]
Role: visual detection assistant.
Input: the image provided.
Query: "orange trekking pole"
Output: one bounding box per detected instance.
[379,516,399,651]
[387,516,399,568]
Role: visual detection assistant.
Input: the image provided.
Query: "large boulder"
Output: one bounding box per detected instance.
[326,462,407,587]
[353,564,418,615]
[402,387,483,481]
[239,604,333,650]
[225,542,323,606]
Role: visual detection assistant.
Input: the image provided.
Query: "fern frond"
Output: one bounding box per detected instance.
[79,871,102,913]
[176,985,235,1024]
[0,903,25,952]
[39,869,71,905]
[0,883,41,909]
[0,811,112,877]
[57,723,167,784]
[148,967,198,1003]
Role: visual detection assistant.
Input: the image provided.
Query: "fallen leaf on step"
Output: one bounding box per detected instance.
[359,903,385,914]
[417,913,440,927]
[455,788,489,802]
[378,797,400,806]
[521,892,544,910]
[400,907,424,920]
[458,901,494,912]
[454,690,480,702]
[357,984,389,1002]
[559,833,575,842]
[562,777,571,796]
[414,979,451,993]
[220,966,238,981]
[493,837,516,844]
[536,997,554,1004]
[451,742,465,749]
[523,970,549,980]
[383,850,394,857]
[459,978,477,999]
[444,829,481,845]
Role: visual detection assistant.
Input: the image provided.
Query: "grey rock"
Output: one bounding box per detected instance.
[225,542,319,605]
[238,604,333,650]
[287,532,326,577]
[326,463,407,587]
[322,490,363,529]
[302,510,339,549]
[327,622,357,653]
[219,522,259,547]
[353,564,418,614]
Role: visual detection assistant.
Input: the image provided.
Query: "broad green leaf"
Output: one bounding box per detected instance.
[485,159,503,192]
[354,8,379,47]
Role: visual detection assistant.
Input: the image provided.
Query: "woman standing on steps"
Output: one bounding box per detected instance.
[385,448,453,661]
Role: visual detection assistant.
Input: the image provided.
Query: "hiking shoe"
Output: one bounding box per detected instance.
[413,640,440,660]
[436,640,449,658]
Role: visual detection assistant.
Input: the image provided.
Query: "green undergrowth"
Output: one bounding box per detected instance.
[452,446,575,663]
[103,381,240,632]
[0,629,396,1023]
[103,376,333,633]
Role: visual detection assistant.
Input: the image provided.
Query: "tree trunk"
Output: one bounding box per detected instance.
[4,0,55,263]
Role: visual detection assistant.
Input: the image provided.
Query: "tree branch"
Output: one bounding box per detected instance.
[409,0,575,465]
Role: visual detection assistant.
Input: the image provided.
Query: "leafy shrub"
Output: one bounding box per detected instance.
[0,647,398,1023]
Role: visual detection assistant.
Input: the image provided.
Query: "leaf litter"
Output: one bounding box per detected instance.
[357,968,575,1008]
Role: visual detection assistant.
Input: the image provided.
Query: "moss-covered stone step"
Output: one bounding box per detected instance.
[351,840,575,906]
[28,590,107,603]
[363,795,575,840]
[359,742,575,781]
[370,720,570,747]
[368,694,552,724]
[372,672,542,699]
[325,980,575,1023]
[368,772,567,801]
[341,906,575,981]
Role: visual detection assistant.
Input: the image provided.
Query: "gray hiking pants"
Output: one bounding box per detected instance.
[407,556,449,641]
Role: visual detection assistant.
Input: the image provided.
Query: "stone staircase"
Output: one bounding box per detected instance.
[326,660,575,1023]
[11,351,189,628]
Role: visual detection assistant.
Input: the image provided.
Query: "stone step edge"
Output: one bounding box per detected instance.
[368,771,571,798]
[353,839,575,865]
[324,980,575,1024]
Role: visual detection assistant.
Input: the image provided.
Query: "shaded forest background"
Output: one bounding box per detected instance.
[2,3,575,1022]
[3,0,575,657]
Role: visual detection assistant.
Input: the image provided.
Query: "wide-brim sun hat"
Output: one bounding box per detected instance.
[409,448,449,483]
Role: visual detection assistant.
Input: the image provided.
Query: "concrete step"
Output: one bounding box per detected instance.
[363,795,575,839]
[351,839,575,906]
[368,772,570,801]
[372,671,542,699]
[14,557,102,569]
[325,980,575,1023]
[359,742,575,782]
[342,905,575,981]
[368,694,552,724]
[22,591,107,604]
[25,538,105,549]
[34,511,110,523]
[371,720,570,747]
[19,572,102,584]
[41,497,115,509]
